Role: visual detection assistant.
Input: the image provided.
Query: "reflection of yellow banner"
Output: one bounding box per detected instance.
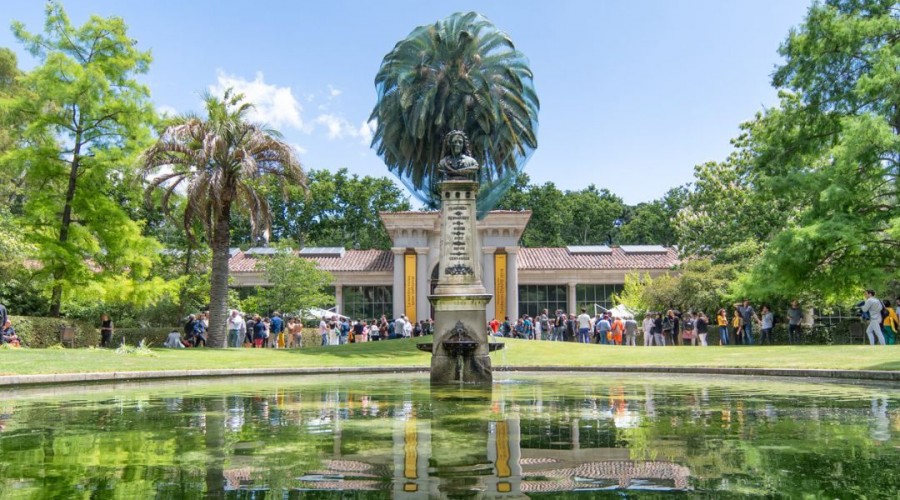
[496,420,511,477]
[495,253,507,320]
[404,418,417,479]
[405,254,416,323]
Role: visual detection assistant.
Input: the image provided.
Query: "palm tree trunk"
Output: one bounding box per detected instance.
[208,206,232,348]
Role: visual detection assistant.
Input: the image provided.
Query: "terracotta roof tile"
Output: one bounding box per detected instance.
[229,249,393,273]
[518,247,679,270]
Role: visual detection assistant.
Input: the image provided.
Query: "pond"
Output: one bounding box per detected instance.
[0,373,898,498]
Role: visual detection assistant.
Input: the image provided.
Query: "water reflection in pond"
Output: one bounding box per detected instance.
[0,373,898,498]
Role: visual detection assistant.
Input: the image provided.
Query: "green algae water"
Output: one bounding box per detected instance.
[0,373,898,498]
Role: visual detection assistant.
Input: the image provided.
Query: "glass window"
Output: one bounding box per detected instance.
[518,285,567,318]
[576,284,623,315]
[342,286,393,321]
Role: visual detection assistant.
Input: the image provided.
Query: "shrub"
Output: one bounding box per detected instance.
[9,316,99,348]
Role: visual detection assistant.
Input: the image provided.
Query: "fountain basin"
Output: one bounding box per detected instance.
[416,342,505,353]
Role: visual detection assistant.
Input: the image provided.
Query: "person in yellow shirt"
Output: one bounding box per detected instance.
[731,308,743,345]
[883,300,898,345]
[717,308,729,345]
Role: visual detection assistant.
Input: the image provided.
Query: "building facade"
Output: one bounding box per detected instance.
[228,211,679,321]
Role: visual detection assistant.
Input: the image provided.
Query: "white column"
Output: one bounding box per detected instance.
[483,246,497,318]
[506,247,519,320]
[567,282,577,315]
[415,247,429,321]
[334,283,343,314]
[392,247,405,320]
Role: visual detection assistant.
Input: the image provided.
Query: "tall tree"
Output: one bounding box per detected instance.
[3,2,163,316]
[370,11,539,212]
[143,90,307,347]
[619,186,687,247]
[741,0,898,302]
[253,168,411,250]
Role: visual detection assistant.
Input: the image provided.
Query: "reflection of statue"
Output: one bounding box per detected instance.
[438,130,479,180]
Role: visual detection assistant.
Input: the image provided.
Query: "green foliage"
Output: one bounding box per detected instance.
[143,90,307,347]
[618,187,687,246]
[8,315,98,348]
[679,0,900,305]
[232,168,411,249]
[370,11,539,211]
[253,246,333,314]
[617,259,740,314]
[2,2,166,316]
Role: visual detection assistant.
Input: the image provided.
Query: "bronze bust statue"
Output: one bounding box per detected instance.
[438,130,479,180]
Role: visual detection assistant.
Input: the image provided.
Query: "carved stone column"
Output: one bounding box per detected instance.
[567,282,577,315]
[429,180,492,385]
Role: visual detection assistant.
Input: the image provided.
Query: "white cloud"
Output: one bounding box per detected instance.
[210,70,308,131]
[290,143,308,155]
[315,115,376,146]
[327,84,342,98]
[156,104,178,117]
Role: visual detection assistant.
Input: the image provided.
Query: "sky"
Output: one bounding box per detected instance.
[1,0,812,205]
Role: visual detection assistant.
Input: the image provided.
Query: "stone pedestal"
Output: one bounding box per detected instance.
[429,180,494,385]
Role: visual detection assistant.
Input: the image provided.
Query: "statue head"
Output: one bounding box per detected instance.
[442,130,472,157]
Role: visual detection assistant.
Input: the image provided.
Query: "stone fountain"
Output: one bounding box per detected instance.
[416,131,503,385]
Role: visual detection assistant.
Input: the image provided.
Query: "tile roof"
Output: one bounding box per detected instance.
[229,249,393,273]
[229,246,679,274]
[518,247,679,270]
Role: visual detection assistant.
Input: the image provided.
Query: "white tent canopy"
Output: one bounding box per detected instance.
[301,307,349,322]
[594,304,636,319]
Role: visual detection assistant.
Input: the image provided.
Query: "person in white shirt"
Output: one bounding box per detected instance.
[860,289,885,345]
[403,315,413,338]
[394,316,406,340]
[227,310,245,348]
[319,318,329,346]
[642,315,655,346]
[576,308,593,343]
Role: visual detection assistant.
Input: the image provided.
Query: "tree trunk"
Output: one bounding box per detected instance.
[207,205,232,348]
[49,124,84,317]
[177,242,193,323]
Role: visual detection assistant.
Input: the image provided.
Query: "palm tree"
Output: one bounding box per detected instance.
[370,11,539,212]
[143,90,306,347]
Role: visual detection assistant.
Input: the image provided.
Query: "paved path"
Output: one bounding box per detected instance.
[1,365,898,387]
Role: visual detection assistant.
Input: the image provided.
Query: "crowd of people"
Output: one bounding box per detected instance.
[488,293,900,347]
[161,310,438,348]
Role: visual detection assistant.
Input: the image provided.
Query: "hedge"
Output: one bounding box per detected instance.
[8,316,99,348]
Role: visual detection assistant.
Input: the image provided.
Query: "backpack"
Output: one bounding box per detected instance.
[183,320,193,335]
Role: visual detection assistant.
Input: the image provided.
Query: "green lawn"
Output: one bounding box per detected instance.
[1,336,898,375]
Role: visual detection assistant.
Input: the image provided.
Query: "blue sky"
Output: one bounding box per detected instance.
[2,0,811,205]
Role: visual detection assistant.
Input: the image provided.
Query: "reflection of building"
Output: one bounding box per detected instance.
[229,211,679,320]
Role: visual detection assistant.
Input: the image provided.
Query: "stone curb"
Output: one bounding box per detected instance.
[1,365,898,387]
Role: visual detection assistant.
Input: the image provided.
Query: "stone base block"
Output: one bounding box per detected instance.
[430,353,492,386]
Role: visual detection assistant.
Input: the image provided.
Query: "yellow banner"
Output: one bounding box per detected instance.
[496,420,511,478]
[495,253,507,320]
[405,253,417,323]
[404,417,418,479]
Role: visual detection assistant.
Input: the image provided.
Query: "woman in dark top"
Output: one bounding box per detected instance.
[99,314,113,348]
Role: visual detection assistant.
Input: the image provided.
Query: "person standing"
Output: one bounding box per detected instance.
[642,314,655,346]
[662,310,675,346]
[653,313,665,346]
[227,310,245,348]
[624,315,638,346]
[759,306,774,345]
[269,312,284,348]
[881,300,897,345]
[696,312,709,346]
[860,290,886,345]
[99,314,114,348]
[319,316,329,346]
[737,299,759,345]
[731,308,743,345]
[192,313,208,347]
[682,313,695,346]
[0,302,7,335]
[716,309,729,345]
[787,300,803,344]
[576,308,592,344]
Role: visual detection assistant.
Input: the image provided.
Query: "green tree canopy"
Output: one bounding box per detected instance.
[370,11,539,212]
[143,90,307,347]
[2,2,167,316]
